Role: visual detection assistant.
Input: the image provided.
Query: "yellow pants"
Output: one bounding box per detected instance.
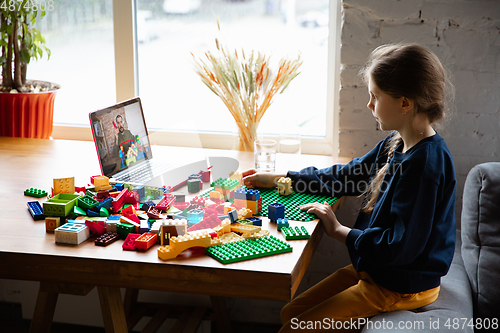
[279,264,440,333]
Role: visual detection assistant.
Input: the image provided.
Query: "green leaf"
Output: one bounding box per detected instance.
[20,48,30,63]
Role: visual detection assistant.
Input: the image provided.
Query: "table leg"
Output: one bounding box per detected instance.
[29,282,59,333]
[97,286,128,333]
[210,296,233,333]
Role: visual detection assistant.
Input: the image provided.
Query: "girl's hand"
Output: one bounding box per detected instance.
[241,169,286,188]
[300,201,350,243]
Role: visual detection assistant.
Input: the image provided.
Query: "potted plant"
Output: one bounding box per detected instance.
[0,1,59,139]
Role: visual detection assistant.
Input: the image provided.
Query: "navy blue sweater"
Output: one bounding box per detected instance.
[287,133,456,293]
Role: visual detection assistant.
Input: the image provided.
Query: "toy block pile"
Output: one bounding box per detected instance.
[234,188,263,215]
[210,177,241,201]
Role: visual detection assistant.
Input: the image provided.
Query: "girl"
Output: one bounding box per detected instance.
[242,44,456,332]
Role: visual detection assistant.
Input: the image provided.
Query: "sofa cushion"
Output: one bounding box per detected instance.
[362,231,473,332]
[461,162,500,319]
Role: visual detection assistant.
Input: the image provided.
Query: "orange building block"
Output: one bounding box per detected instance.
[45,217,61,233]
[157,231,219,261]
[135,232,157,251]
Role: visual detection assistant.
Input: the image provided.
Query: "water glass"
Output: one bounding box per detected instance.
[254,139,277,172]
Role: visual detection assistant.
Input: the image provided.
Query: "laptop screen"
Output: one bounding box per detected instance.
[89,97,153,177]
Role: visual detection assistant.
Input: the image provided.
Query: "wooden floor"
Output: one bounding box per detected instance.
[2,302,281,333]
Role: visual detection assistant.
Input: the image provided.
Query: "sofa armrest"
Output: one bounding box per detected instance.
[362,230,473,332]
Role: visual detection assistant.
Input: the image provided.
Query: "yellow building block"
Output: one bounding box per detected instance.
[234,199,259,214]
[277,177,293,196]
[53,177,75,195]
[219,232,245,244]
[157,231,217,261]
[237,208,252,220]
[210,191,224,201]
[94,175,112,191]
[45,217,61,233]
[229,171,242,184]
[242,229,270,240]
[230,223,261,235]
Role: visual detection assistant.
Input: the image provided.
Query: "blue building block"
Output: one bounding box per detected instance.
[27,201,45,220]
[228,209,238,224]
[108,215,121,221]
[247,216,262,226]
[277,218,289,231]
[133,185,145,201]
[97,197,113,211]
[139,219,151,233]
[268,203,285,222]
[115,183,124,191]
[87,209,100,217]
[234,188,260,201]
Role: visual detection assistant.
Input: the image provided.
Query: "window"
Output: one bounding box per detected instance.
[137,0,329,139]
[30,0,340,155]
[29,0,116,126]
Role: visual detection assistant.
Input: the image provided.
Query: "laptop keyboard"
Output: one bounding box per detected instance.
[115,159,179,184]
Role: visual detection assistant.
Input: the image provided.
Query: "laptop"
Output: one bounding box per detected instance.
[89,97,223,189]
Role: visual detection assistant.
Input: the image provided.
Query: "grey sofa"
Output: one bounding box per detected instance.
[363,162,500,332]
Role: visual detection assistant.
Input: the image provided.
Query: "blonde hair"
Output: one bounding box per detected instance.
[360,43,453,213]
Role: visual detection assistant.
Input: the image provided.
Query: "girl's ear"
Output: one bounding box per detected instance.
[401,97,413,113]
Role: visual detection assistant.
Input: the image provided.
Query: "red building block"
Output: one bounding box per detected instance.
[112,189,128,212]
[156,193,176,211]
[122,233,141,251]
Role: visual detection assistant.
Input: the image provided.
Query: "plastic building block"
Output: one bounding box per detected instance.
[106,220,118,233]
[139,220,151,234]
[237,208,252,220]
[200,169,211,182]
[147,206,162,219]
[133,185,145,201]
[24,188,47,198]
[94,175,112,191]
[234,197,262,215]
[242,229,270,240]
[53,177,75,195]
[234,188,260,201]
[100,207,110,217]
[117,222,135,239]
[27,201,45,220]
[55,222,90,245]
[87,209,100,217]
[112,189,129,212]
[247,216,262,226]
[97,197,113,211]
[229,171,242,184]
[268,203,285,222]
[159,219,188,245]
[157,230,219,261]
[96,190,110,200]
[255,187,340,222]
[121,205,136,216]
[188,174,203,181]
[95,232,119,246]
[43,193,81,217]
[281,226,310,240]
[210,190,224,201]
[77,195,99,210]
[73,206,87,217]
[277,177,293,196]
[122,233,141,251]
[187,179,201,193]
[228,209,238,224]
[156,193,176,211]
[230,223,261,235]
[190,196,206,207]
[75,186,87,194]
[186,209,204,225]
[277,218,289,231]
[205,236,292,264]
[135,232,157,251]
[219,232,245,244]
[45,217,61,232]
[211,178,240,190]
[85,220,106,236]
[174,194,186,202]
[115,183,124,191]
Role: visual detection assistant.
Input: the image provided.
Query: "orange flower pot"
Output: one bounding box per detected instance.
[0,81,60,139]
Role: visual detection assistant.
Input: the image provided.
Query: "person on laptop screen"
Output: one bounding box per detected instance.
[112,113,138,166]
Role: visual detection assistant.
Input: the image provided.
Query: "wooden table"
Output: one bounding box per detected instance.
[0,137,346,332]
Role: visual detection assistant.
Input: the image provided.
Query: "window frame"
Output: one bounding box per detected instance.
[52,0,341,158]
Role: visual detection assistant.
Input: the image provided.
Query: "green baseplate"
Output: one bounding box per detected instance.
[200,186,339,222]
[205,235,292,264]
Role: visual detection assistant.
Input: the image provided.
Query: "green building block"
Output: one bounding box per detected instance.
[281,226,311,240]
[43,193,81,217]
[24,188,48,198]
[205,236,292,264]
[117,222,135,239]
[77,195,99,209]
[210,178,240,190]
[200,186,339,222]
[74,206,87,217]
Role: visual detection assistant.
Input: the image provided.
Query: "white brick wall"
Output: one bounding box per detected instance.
[339,0,500,227]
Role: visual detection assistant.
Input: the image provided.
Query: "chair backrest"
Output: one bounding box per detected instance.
[461,162,500,319]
